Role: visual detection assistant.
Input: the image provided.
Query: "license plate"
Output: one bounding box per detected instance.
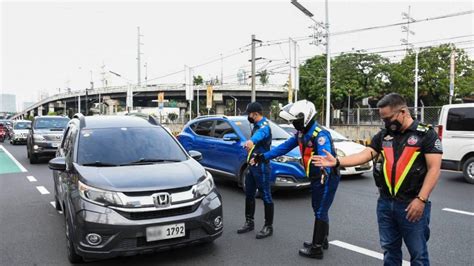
[146,223,185,242]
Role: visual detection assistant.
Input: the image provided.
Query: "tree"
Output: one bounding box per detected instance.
[258,70,269,85]
[168,113,178,123]
[193,75,204,85]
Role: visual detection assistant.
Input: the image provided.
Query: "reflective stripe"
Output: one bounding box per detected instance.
[306,151,315,176]
[381,150,393,195]
[394,149,421,195]
[381,146,421,196]
[247,146,255,162]
[298,126,322,176]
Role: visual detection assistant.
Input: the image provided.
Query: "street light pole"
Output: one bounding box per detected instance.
[230,95,238,116]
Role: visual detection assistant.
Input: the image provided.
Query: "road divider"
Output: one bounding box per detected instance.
[330,240,409,265]
[442,208,474,216]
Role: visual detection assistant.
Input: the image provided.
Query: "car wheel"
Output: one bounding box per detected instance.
[239,165,249,192]
[29,151,38,164]
[55,196,62,211]
[27,147,30,158]
[462,157,474,184]
[65,214,83,263]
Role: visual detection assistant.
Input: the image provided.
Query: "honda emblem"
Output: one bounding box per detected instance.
[153,193,171,208]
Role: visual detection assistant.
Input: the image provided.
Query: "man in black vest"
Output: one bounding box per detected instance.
[314,93,442,265]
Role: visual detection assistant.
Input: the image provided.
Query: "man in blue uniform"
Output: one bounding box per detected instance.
[252,100,340,259]
[237,102,274,239]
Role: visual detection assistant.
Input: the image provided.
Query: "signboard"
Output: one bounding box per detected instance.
[158,92,165,103]
[213,93,223,102]
[206,85,213,109]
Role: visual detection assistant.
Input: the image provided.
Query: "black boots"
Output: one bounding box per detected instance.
[303,222,329,249]
[237,199,255,234]
[256,203,274,239]
[299,220,328,259]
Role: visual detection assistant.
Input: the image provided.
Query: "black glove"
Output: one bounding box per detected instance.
[253,153,265,165]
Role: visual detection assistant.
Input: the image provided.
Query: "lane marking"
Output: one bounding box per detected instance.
[26,175,37,182]
[442,208,474,216]
[36,186,50,195]
[330,240,410,265]
[0,145,28,173]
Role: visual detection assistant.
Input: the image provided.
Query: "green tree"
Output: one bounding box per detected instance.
[193,75,204,85]
[258,70,269,85]
[168,113,178,123]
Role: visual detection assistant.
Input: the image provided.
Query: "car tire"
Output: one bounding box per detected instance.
[29,151,38,164]
[462,157,474,184]
[55,196,62,211]
[65,213,83,263]
[239,165,249,192]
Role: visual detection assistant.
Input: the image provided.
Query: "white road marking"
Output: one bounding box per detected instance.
[26,175,37,182]
[330,240,410,266]
[0,145,28,172]
[50,201,63,214]
[442,208,474,216]
[36,186,50,195]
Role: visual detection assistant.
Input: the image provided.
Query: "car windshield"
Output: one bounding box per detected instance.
[34,117,69,129]
[77,127,188,166]
[14,122,31,129]
[233,119,291,140]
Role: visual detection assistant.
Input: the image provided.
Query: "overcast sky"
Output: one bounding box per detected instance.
[1,0,473,110]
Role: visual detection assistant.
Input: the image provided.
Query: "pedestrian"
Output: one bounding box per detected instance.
[252,99,341,259]
[237,101,274,239]
[314,93,442,265]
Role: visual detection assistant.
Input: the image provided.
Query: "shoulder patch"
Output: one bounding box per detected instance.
[434,139,443,151]
[317,136,326,146]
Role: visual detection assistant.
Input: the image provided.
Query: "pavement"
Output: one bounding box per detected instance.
[0,141,472,265]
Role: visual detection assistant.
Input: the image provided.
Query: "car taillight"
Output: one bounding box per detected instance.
[436,125,443,140]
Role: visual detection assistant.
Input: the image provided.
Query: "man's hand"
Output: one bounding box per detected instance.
[249,153,264,166]
[244,140,254,152]
[405,198,425,222]
[312,149,337,167]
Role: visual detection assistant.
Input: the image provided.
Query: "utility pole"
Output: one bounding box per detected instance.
[449,50,456,104]
[137,26,144,87]
[324,0,331,128]
[251,34,256,102]
[401,6,416,53]
[220,53,224,85]
[414,49,419,119]
[144,62,148,87]
[100,63,107,115]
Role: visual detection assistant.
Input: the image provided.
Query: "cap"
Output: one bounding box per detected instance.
[243,102,263,115]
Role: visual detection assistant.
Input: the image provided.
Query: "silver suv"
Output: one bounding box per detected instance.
[27,116,69,163]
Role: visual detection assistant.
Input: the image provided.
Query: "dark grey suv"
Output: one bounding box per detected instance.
[27,116,70,163]
[49,114,223,263]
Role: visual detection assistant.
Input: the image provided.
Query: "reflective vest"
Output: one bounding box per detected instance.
[297,126,336,177]
[374,124,431,201]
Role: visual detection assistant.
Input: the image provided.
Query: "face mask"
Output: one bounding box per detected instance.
[384,119,402,133]
[247,115,255,124]
[292,118,305,131]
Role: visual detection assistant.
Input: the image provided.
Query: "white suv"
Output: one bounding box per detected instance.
[438,103,474,184]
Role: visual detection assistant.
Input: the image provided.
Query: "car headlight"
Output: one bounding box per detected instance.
[78,181,123,206]
[336,148,346,157]
[273,155,300,163]
[194,171,214,198]
[33,133,45,141]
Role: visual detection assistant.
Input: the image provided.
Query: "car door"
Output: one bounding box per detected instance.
[189,120,216,167]
[56,125,76,207]
[442,106,474,162]
[208,120,243,175]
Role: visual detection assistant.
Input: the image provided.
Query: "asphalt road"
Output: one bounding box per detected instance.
[0,141,472,266]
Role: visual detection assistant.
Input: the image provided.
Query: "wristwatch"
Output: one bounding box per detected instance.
[416,195,428,203]
[335,158,340,168]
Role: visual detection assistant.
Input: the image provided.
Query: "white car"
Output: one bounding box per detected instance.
[10,120,31,145]
[279,124,373,176]
[437,103,474,184]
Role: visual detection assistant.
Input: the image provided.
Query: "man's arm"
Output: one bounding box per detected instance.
[263,136,298,160]
[244,124,270,151]
[313,147,377,168]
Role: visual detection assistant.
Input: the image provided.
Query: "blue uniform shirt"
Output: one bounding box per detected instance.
[263,122,334,177]
[249,117,272,156]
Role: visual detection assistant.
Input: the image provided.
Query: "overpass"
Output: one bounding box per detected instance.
[12,83,290,120]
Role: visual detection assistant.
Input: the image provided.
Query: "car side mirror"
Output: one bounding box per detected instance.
[189,150,203,161]
[223,133,240,141]
[49,157,66,171]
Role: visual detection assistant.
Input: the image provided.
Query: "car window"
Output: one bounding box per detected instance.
[14,122,31,129]
[447,107,474,131]
[213,120,235,138]
[191,120,214,137]
[33,117,69,129]
[77,127,188,165]
[233,119,290,140]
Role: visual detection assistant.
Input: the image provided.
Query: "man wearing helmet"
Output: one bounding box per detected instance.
[252,99,341,259]
[237,102,274,239]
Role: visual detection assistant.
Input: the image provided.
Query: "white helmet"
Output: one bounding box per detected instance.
[279,100,317,128]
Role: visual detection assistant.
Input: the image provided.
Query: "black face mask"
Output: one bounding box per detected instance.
[384,119,402,133]
[292,118,305,131]
[247,115,255,124]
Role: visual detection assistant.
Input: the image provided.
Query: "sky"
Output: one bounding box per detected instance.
[1,0,473,111]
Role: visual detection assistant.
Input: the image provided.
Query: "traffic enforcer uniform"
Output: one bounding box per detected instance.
[263,121,341,252]
[369,121,442,265]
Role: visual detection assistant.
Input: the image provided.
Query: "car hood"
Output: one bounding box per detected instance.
[74,159,205,192]
[334,140,366,155]
[272,139,301,158]
[34,129,64,135]
[13,129,29,134]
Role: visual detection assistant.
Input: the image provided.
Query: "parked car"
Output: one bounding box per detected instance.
[10,120,32,144]
[279,123,373,176]
[178,115,310,190]
[27,116,70,163]
[49,114,222,262]
[437,103,474,184]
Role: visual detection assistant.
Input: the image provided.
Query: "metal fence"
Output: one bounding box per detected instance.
[332,106,442,126]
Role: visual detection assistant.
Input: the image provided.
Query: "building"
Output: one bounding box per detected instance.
[0,93,17,113]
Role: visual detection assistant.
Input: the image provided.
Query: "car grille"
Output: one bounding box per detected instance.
[116,204,197,220]
[122,186,193,197]
[43,134,62,141]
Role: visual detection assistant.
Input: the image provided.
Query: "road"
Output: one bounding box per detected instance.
[0,141,472,265]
